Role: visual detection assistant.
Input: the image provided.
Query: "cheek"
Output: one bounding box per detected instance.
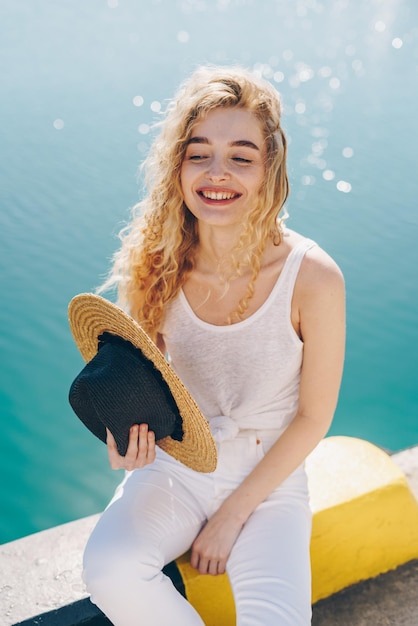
[249,172,265,198]
[179,166,187,194]
[180,160,199,188]
[180,161,191,185]
[179,167,193,204]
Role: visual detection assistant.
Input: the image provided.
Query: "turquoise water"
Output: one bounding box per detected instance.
[1,0,417,544]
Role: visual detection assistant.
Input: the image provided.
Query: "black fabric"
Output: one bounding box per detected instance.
[69,332,183,456]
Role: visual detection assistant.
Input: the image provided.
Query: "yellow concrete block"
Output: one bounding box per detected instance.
[171,436,418,622]
[175,553,235,626]
[307,436,418,602]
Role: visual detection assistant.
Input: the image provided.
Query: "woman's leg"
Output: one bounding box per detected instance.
[227,469,312,626]
[83,462,207,626]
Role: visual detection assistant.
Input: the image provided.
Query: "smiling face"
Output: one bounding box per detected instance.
[180,107,266,230]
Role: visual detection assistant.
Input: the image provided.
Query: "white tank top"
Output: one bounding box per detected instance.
[161,238,316,440]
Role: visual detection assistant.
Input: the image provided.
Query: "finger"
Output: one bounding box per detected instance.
[135,424,156,467]
[208,560,219,576]
[146,429,156,463]
[106,427,117,448]
[124,424,140,469]
[106,428,122,469]
[137,423,149,458]
[198,557,210,575]
[190,548,200,570]
[137,424,156,464]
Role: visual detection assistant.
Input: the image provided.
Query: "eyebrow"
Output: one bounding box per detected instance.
[187,136,260,151]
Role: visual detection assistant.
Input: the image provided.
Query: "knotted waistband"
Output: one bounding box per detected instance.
[208,415,283,444]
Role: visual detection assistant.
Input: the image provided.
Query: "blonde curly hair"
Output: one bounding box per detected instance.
[100,65,289,339]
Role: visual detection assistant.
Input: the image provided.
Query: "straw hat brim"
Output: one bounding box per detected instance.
[68,293,217,473]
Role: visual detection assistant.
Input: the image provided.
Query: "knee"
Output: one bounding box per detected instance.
[82,535,160,600]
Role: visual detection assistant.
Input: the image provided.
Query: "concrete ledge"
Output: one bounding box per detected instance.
[308,437,418,601]
[2,441,418,626]
[12,598,107,626]
[1,515,99,625]
[13,560,418,626]
[312,559,418,626]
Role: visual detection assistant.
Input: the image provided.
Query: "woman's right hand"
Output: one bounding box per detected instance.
[106,424,156,470]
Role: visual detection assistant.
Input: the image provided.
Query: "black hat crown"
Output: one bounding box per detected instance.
[69,332,183,456]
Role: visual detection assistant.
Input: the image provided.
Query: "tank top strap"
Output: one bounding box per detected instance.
[277,237,317,308]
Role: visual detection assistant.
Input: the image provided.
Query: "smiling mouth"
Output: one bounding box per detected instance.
[198,190,240,201]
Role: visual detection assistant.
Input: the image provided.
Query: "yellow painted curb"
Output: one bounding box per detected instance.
[175,552,236,626]
[307,436,418,602]
[169,436,418,624]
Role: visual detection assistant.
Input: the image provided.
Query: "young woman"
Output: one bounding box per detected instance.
[82,65,346,625]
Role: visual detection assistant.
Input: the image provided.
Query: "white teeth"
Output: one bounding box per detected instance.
[201,190,236,200]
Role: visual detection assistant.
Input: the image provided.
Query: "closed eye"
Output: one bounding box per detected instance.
[233,157,252,163]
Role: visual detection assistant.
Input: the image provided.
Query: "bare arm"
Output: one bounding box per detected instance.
[191,248,346,574]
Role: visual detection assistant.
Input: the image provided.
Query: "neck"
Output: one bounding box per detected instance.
[196,223,245,274]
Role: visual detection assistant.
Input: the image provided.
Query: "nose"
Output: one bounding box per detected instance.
[207,156,230,182]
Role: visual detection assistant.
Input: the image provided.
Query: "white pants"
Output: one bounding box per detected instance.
[83,431,312,625]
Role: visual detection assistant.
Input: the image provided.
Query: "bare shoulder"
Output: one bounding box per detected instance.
[287,233,345,343]
[302,244,344,287]
[286,231,345,302]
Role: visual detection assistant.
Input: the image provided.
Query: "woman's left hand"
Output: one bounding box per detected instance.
[190,507,244,575]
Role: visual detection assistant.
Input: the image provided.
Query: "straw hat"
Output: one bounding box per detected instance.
[68,293,217,473]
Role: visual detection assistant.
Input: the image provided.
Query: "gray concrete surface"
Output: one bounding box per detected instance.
[0,515,98,625]
[1,445,418,626]
[312,559,418,626]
